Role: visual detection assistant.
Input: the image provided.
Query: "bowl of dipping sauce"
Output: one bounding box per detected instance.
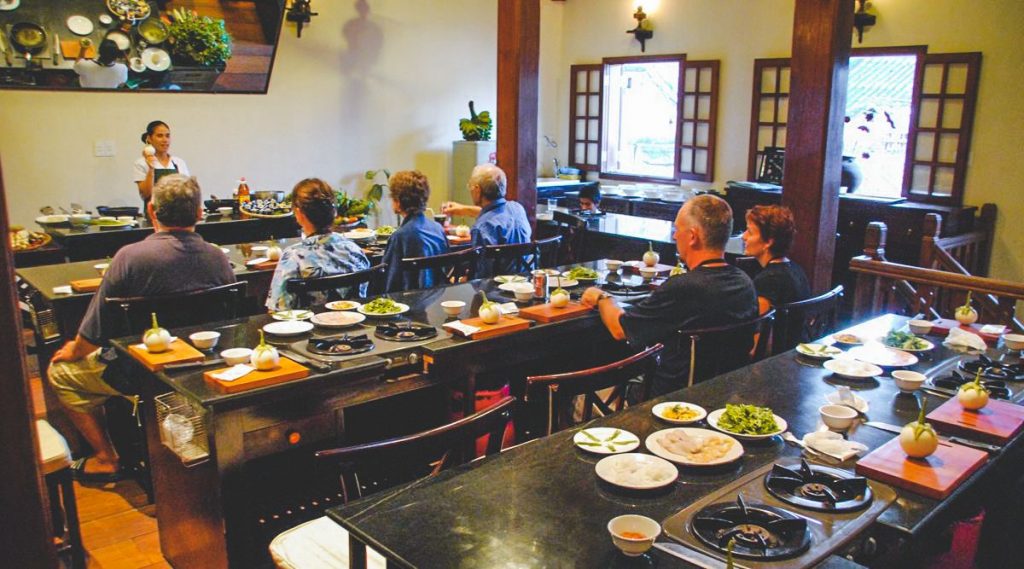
[605,260,623,272]
[819,404,858,431]
[189,331,221,350]
[221,348,253,366]
[892,370,927,394]
[440,300,465,316]
[907,319,933,335]
[511,283,535,302]
[607,515,660,557]
[1003,333,1024,351]
[639,267,658,280]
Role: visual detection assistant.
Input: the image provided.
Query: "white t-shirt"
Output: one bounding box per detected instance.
[132,156,190,182]
[73,60,128,89]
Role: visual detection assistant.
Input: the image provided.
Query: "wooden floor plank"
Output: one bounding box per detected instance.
[80,508,158,551]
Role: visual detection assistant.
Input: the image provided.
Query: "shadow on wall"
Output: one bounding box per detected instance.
[340,0,383,75]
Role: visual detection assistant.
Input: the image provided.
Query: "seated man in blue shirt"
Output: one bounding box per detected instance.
[381,170,450,291]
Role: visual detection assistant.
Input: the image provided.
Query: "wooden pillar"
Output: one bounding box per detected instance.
[496,0,540,226]
[781,0,854,293]
[0,157,59,567]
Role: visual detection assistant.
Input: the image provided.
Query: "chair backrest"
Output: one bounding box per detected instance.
[772,285,844,355]
[525,344,664,436]
[284,263,387,308]
[314,396,516,503]
[481,241,539,275]
[552,210,588,265]
[533,235,563,269]
[400,246,482,285]
[105,281,248,336]
[677,309,775,387]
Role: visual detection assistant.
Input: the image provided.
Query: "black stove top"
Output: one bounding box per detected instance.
[934,369,1012,399]
[306,335,375,356]
[958,355,1024,382]
[764,460,872,512]
[691,495,811,560]
[374,321,438,342]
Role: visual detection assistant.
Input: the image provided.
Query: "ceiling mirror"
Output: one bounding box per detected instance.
[0,0,285,93]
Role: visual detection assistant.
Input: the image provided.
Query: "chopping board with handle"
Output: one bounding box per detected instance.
[70,277,103,293]
[127,339,206,372]
[61,40,95,60]
[927,319,1001,344]
[445,316,531,340]
[204,357,310,394]
[519,302,593,323]
[855,437,988,500]
[927,397,1024,444]
[622,262,677,275]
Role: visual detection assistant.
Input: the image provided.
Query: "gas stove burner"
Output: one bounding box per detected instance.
[599,281,650,296]
[934,369,1011,399]
[306,335,375,356]
[959,356,1024,382]
[764,460,872,512]
[691,495,811,560]
[374,321,438,342]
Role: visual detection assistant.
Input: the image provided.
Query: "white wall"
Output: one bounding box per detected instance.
[545,0,1024,286]
[0,1,498,228]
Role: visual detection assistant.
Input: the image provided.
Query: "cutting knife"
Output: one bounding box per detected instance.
[279,348,332,373]
[653,542,750,569]
[863,420,1001,454]
[164,358,225,372]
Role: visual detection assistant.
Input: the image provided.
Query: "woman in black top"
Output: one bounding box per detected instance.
[742,205,810,314]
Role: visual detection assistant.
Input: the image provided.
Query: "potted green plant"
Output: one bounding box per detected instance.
[168,8,233,67]
[459,101,492,141]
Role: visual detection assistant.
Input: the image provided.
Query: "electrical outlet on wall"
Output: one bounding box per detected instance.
[94,140,116,157]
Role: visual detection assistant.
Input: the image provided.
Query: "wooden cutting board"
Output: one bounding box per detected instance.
[70,277,103,293]
[927,397,1024,444]
[204,357,310,394]
[519,302,593,323]
[249,260,278,270]
[127,339,206,372]
[622,262,676,275]
[61,40,95,59]
[445,316,531,340]
[928,319,1001,344]
[855,437,988,500]
[446,235,472,246]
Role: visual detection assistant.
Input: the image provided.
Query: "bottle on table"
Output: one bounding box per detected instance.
[237,178,251,205]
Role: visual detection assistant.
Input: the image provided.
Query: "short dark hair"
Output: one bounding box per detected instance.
[98,40,121,65]
[684,194,733,251]
[746,205,797,257]
[388,170,430,214]
[579,185,601,204]
[140,120,168,144]
[152,175,202,228]
[291,178,337,232]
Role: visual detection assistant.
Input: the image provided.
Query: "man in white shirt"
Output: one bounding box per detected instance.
[73,39,128,89]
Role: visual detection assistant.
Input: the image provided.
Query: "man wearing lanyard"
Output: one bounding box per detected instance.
[581,195,758,396]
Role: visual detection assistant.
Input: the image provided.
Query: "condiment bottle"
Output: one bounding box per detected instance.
[237,178,251,205]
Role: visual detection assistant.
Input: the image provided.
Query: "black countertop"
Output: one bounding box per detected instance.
[546,208,745,255]
[325,314,1023,567]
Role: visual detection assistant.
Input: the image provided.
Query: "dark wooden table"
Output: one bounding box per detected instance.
[327,314,1024,568]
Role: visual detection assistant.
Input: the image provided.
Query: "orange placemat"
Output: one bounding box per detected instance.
[203,357,310,394]
[61,40,95,59]
[70,278,103,293]
[927,397,1024,444]
[127,339,206,372]
[855,437,988,500]
[445,316,531,340]
[519,302,592,323]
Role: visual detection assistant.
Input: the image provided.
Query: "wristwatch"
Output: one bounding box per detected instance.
[596,292,613,303]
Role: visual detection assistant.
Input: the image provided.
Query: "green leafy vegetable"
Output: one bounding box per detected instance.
[883,330,929,350]
[565,266,598,280]
[716,404,780,435]
[362,297,401,314]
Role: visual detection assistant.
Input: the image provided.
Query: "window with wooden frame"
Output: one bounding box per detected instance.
[746,49,981,206]
[679,60,719,182]
[568,64,602,171]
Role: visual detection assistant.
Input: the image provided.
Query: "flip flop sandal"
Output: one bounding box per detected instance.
[71,457,124,483]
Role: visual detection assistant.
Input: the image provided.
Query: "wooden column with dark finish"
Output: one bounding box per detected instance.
[496,0,540,226]
[781,0,854,293]
[0,157,59,567]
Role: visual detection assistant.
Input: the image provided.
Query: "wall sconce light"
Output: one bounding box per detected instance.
[627,6,654,52]
[853,0,877,44]
[286,0,319,38]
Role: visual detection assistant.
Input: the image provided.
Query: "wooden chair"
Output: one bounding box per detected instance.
[677,310,775,387]
[269,397,516,569]
[400,246,482,286]
[551,210,588,265]
[533,235,563,269]
[481,241,540,275]
[771,285,844,355]
[525,344,664,437]
[285,263,387,308]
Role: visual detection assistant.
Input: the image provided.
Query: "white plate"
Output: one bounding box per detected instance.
[36,214,69,226]
[831,333,865,346]
[67,15,94,36]
[357,302,410,318]
[706,408,787,441]
[262,320,314,336]
[141,47,171,72]
[561,270,598,281]
[883,338,935,352]
[795,343,844,359]
[106,31,131,51]
[573,427,640,454]
[651,402,707,425]
[325,300,362,311]
[494,275,527,284]
[822,358,884,379]
[594,453,678,490]
[271,309,313,321]
[825,391,870,414]
[0,0,21,12]
[98,14,113,25]
[847,345,919,367]
[498,282,521,293]
[547,278,579,288]
[342,229,376,241]
[311,311,366,329]
[645,428,744,467]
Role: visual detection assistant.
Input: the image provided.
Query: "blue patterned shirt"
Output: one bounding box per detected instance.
[266,232,370,311]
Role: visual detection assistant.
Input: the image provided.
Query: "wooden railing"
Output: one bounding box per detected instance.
[919,203,997,277]
[851,221,1024,332]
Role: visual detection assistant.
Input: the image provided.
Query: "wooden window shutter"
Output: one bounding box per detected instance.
[678,60,720,182]
[747,58,792,180]
[904,52,982,205]
[568,64,602,171]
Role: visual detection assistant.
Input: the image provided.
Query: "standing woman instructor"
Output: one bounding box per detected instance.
[134,121,190,209]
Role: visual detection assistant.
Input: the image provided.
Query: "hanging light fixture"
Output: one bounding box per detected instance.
[626,6,654,52]
[286,0,319,38]
[853,0,877,44]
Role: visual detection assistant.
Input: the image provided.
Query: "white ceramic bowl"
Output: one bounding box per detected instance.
[511,283,535,302]
[908,319,933,335]
[892,370,926,393]
[221,348,253,366]
[441,300,466,316]
[93,262,109,276]
[189,331,221,350]
[607,515,660,557]
[218,206,234,216]
[1004,333,1024,351]
[129,56,146,73]
[640,267,658,280]
[70,213,92,226]
[117,216,135,223]
[605,259,623,272]
[819,404,858,431]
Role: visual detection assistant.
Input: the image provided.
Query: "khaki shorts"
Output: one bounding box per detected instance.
[48,349,124,412]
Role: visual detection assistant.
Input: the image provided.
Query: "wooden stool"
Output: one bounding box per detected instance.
[36,419,84,569]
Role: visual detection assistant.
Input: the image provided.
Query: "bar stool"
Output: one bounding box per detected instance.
[37,419,84,569]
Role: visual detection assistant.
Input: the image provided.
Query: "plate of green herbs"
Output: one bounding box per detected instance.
[882,330,934,352]
[562,266,599,281]
[707,404,786,441]
[573,427,640,454]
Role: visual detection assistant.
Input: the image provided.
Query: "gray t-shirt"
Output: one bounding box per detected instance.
[79,231,235,345]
